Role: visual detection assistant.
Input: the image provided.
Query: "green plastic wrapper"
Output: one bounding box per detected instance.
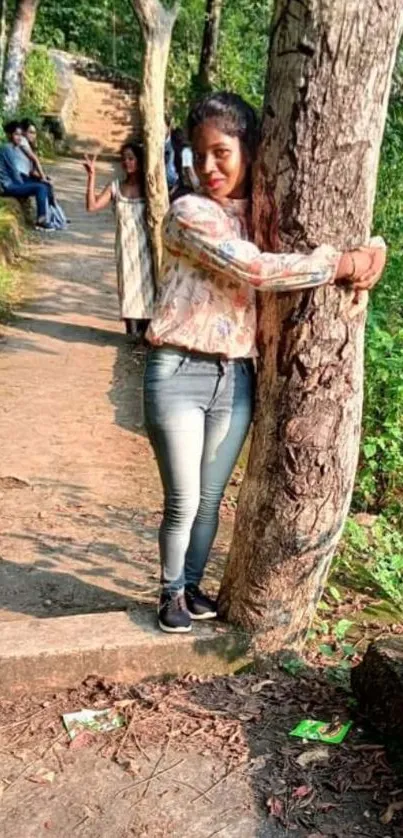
[290,718,353,744]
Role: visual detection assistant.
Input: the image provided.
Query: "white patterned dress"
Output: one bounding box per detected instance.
[111,180,155,319]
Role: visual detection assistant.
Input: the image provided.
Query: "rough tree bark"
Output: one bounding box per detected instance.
[196,0,223,90]
[3,0,40,113]
[218,0,402,651]
[130,0,180,279]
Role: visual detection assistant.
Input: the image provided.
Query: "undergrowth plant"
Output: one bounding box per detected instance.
[329,90,403,614]
[19,46,58,117]
[331,517,403,608]
[354,99,403,514]
[0,265,17,318]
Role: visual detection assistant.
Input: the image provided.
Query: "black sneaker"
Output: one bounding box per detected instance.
[185,584,217,620]
[158,591,192,633]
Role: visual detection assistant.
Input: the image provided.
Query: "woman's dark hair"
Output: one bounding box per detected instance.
[120,140,145,189]
[4,120,21,137]
[20,118,36,132]
[187,91,279,251]
[188,91,260,161]
[120,140,144,168]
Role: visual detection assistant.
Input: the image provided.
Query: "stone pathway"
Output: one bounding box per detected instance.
[0,158,229,623]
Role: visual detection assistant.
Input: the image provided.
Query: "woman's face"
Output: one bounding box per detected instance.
[26,125,37,146]
[192,119,249,201]
[121,148,138,175]
[10,127,22,146]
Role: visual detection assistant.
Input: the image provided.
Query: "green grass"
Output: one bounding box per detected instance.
[0,200,26,321]
[330,516,403,609]
[0,265,18,319]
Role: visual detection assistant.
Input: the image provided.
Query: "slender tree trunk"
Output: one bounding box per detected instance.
[130,0,180,280]
[197,0,223,90]
[3,0,40,112]
[218,0,402,652]
[0,0,7,82]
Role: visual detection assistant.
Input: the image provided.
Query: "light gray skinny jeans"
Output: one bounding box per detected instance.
[144,347,255,593]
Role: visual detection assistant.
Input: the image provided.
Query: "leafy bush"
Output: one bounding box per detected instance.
[19,46,58,117]
[216,0,271,109]
[33,0,143,78]
[0,200,25,320]
[0,47,59,153]
[332,517,403,608]
[0,264,17,319]
[334,92,403,614]
[166,0,206,119]
[354,100,403,512]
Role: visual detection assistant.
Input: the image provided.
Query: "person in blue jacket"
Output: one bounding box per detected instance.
[0,121,53,230]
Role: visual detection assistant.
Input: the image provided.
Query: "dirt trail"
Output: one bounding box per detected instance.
[0,159,158,621]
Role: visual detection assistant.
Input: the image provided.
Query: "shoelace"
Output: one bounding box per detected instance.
[167,593,187,613]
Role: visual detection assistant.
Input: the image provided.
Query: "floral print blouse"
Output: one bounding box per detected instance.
[147,193,341,358]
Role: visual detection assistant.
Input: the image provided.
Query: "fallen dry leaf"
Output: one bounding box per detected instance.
[380,800,403,824]
[69,730,96,750]
[316,801,339,813]
[266,795,284,818]
[296,746,329,768]
[27,768,55,785]
[250,680,274,693]
[292,785,312,798]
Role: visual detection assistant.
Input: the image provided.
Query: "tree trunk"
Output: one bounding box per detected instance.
[0,0,7,82]
[130,0,180,280]
[218,0,402,652]
[3,0,40,113]
[196,0,223,90]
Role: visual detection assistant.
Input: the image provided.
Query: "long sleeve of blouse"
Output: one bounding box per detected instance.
[147,194,341,358]
[164,194,341,292]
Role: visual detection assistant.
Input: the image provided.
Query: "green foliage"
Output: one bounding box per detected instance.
[325,67,403,624]
[34,0,143,76]
[0,264,17,318]
[33,0,143,78]
[0,199,24,320]
[0,46,59,153]
[19,46,58,117]
[216,0,272,109]
[33,0,273,123]
[332,516,403,608]
[166,0,206,119]
[166,0,272,120]
[355,99,403,512]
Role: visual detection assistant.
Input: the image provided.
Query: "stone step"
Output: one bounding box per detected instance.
[0,608,250,697]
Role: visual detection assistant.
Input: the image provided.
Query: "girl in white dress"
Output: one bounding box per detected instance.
[84,141,155,339]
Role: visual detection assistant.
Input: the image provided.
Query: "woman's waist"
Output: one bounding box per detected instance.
[148,343,255,365]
